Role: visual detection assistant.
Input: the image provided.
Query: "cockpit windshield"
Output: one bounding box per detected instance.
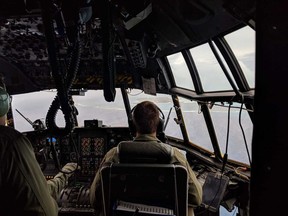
[11,26,254,166]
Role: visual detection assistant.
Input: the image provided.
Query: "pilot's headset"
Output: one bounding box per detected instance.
[128,102,165,138]
[0,86,11,117]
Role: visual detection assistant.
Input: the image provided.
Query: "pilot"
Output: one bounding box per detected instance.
[90,100,202,216]
[0,74,78,215]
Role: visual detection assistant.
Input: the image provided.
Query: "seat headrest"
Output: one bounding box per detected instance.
[118,141,172,164]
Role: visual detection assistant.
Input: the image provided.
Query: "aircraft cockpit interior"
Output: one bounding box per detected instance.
[1,0,287,216]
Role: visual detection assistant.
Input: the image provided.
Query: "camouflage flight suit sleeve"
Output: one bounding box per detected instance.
[47,162,78,200]
[171,147,203,208]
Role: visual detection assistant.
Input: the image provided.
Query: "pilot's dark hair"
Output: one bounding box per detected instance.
[132,101,160,134]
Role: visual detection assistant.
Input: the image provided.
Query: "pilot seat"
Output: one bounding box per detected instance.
[99,141,189,216]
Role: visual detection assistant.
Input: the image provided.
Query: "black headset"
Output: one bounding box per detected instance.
[0,87,11,117]
[128,103,165,137]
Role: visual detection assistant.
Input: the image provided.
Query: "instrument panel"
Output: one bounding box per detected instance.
[25,127,132,180]
[24,126,132,215]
